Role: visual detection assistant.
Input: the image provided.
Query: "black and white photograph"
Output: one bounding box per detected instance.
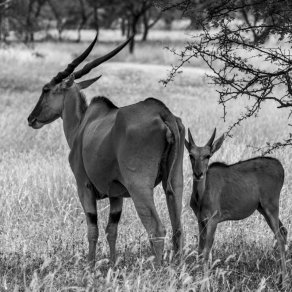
[0,0,291,291]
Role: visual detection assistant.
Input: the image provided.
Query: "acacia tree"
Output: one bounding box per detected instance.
[0,0,10,41]
[47,0,78,41]
[124,0,152,53]
[119,0,161,53]
[8,0,47,42]
[74,0,92,42]
[141,5,162,41]
[86,0,101,38]
[158,0,292,153]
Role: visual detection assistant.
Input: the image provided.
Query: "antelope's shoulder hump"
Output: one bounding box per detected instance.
[90,96,118,109]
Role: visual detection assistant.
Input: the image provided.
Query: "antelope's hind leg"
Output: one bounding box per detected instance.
[258,204,287,245]
[165,191,183,256]
[279,220,288,245]
[162,175,183,257]
[106,197,123,264]
[259,204,287,287]
[127,183,166,266]
[163,117,185,256]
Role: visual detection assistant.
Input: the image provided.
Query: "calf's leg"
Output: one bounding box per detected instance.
[198,220,207,256]
[261,206,287,287]
[200,217,218,292]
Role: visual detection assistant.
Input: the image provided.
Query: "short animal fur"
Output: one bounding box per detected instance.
[27,35,185,266]
[185,128,287,285]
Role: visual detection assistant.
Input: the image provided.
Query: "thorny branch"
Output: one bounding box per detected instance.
[160,0,292,153]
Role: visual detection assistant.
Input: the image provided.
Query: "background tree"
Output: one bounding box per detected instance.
[47,0,77,41]
[0,0,10,42]
[120,0,159,53]
[161,9,181,30]
[86,0,120,40]
[68,0,92,42]
[158,0,292,153]
[141,5,162,41]
[86,0,100,39]
[8,0,47,42]
[0,0,165,49]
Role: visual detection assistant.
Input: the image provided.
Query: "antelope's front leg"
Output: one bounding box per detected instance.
[106,197,123,264]
[202,218,217,269]
[198,220,206,256]
[78,184,98,267]
[200,218,218,292]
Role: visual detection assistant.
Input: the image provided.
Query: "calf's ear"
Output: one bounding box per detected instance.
[185,139,191,152]
[211,134,224,154]
[188,128,195,146]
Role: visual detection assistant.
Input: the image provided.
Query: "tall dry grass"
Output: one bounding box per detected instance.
[0,30,291,291]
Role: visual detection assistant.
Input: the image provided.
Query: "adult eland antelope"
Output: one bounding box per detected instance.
[185,128,287,286]
[27,35,185,267]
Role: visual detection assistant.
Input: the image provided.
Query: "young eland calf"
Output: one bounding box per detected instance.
[185,128,287,286]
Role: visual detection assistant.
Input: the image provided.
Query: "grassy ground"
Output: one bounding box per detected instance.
[0,30,292,291]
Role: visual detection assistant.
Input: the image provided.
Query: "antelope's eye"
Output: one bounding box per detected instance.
[205,155,211,159]
[43,86,50,92]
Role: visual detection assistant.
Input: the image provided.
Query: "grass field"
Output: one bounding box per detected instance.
[0,30,292,291]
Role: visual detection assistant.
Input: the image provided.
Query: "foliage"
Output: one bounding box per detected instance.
[0,0,167,50]
[159,0,292,153]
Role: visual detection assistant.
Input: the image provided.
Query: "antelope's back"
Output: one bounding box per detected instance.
[208,157,284,197]
[232,157,284,185]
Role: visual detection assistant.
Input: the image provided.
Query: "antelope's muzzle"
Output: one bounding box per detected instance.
[193,172,203,180]
[28,115,36,127]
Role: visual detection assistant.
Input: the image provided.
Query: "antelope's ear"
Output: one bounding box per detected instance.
[188,128,195,146]
[185,139,191,152]
[77,75,102,90]
[211,134,224,154]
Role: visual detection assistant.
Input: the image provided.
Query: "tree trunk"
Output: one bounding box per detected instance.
[126,17,131,38]
[58,27,62,41]
[142,26,149,41]
[142,13,149,41]
[77,26,82,42]
[45,21,50,40]
[30,31,34,42]
[142,10,161,42]
[129,36,135,53]
[129,16,139,54]
[164,16,173,30]
[0,12,3,41]
[76,0,88,42]
[25,0,34,43]
[77,18,86,42]
[121,17,126,36]
[93,7,99,40]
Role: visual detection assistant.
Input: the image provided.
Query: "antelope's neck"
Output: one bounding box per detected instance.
[192,176,206,202]
[62,91,86,149]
